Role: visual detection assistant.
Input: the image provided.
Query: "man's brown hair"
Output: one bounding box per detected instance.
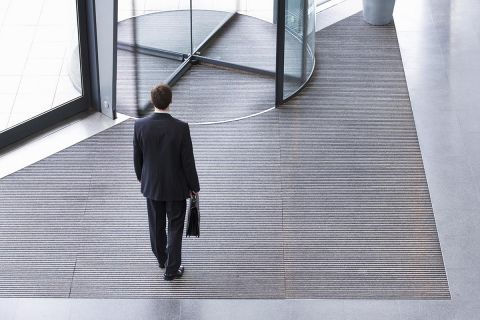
[150,84,172,110]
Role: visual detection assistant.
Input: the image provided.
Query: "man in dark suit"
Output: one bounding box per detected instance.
[133,84,200,281]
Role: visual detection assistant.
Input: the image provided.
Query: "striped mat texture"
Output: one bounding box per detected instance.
[0,13,449,299]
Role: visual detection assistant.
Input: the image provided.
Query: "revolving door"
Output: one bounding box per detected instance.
[117,0,316,118]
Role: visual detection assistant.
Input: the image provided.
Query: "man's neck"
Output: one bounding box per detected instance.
[154,107,170,113]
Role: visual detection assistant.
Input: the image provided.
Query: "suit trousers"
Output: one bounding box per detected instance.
[146,198,186,274]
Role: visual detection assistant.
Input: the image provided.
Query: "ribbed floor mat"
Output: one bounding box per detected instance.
[0,13,449,299]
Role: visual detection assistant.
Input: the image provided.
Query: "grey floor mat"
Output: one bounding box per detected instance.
[0,13,449,299]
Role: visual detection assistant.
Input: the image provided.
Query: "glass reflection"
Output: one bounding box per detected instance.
[117,1,187,114]
[199,0,277,73]
[0,0,82,132]
[283,0,316,99]
[115,0,316,114]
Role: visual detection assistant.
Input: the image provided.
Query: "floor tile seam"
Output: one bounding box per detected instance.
[427,7,459,75]
[56,120,133,299]
[65,117,286,298]
[5,0,52,127]
[276,109,287,299]
[0,0,22,131]
[461,151,480,228]
[431,27,480,215]
[421,14,470,167]
[396,5,453,300]
[48,49,68,117]
[68,256,77,298]
[4,25,37,127]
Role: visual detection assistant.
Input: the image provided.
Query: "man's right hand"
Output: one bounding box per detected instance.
[190,191,198,198]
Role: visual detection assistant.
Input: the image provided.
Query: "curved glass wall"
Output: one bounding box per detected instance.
[281,0,316,100]
[116,0,315,114]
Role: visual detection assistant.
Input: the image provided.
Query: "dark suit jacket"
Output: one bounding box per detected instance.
[133,113,200,201]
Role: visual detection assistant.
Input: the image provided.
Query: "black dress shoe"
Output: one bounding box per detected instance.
[159,263,165,269]
[164,265,184,281]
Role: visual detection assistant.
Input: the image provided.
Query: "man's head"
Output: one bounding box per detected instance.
[150,84,172,110]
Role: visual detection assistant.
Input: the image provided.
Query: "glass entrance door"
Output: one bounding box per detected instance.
[0,0,91,149]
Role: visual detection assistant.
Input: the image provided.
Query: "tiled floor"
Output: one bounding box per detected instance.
[1,0,480,319]
[117,0,275,23]
[0,0,81,132]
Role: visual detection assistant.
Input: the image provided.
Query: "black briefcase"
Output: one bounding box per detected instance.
[186,194,200,237]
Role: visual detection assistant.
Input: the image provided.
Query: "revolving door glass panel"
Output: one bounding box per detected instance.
[117,1,189,113]
[282,0,316,99]
[191,1,237,57]
[116,0,316,116]
[196,1,278,74]
[117,1,239,59]
[117,1,191,55]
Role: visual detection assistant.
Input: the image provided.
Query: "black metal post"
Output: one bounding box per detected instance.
[273,0,278,24]
[301,0,308,82]
[193,12,236,55]
[275,0,286,106]
[166,58,193,87]
[193,55,276,78]
[117,42,186,61]
[190,0,193,54]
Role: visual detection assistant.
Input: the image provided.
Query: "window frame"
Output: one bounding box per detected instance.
[0,0,92,150]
